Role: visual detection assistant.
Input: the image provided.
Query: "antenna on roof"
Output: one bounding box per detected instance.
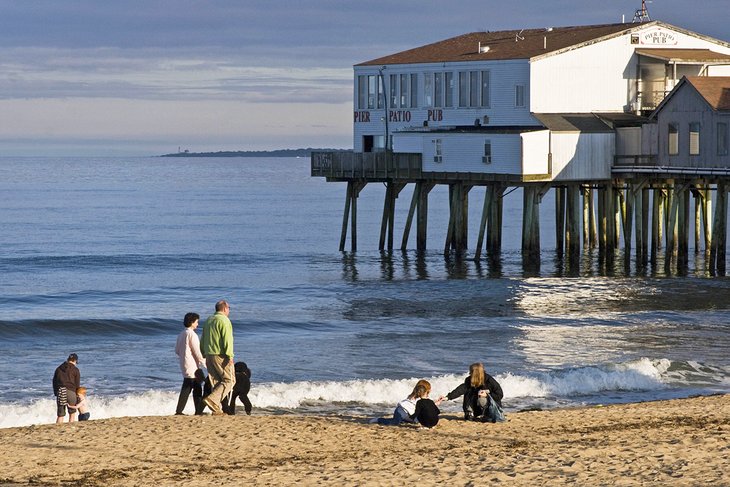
[515,29,525,42]
[632,0,652,23]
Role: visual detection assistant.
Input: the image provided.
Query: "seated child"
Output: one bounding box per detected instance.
[75,387,91,421]
[374,379,431,426]
[409,384,441,428]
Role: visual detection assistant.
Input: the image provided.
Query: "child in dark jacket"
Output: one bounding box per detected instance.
[410,384,442,428]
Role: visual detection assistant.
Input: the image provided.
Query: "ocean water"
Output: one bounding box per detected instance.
[0,156,728,428]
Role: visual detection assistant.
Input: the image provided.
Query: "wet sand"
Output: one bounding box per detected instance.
[0,394,727,486]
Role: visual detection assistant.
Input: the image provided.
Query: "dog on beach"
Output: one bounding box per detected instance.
[222,361,252,415]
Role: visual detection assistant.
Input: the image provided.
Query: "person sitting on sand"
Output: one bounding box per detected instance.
[439,362,504,422]
[75,387,91,421]
[409,383,442,428]
[373,379,431,426]
[222,361,253,415]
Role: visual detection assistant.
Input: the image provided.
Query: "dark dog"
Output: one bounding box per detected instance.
[222,361,252,415]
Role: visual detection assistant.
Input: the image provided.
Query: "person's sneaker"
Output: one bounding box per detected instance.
[368,418,379,424]
[174,412,186,416]
[203,396,220,414]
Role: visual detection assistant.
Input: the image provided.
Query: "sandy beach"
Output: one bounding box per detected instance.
[0,394,727,486]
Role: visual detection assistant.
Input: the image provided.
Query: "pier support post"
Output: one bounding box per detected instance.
[488,184,505,255]
[379,182,406,251]
[474,184,494,260]
[678,183,690,266]
[416,183,434,252]
[566,184,581,257]
[633,184,650,265]
[702,185,712,252]
[583,186,597,249]
[604,183,617,253]
[445,183,471,254]
[621,185,633,253]
[614,185,622,249]
[401,183,419,251]
[340,181,367,252]
[693,187,702,253]
[651,187,664,264]
[522,186,541,259]
[710,181,728,274]
[555,186,566,256]
[597,185,606,253]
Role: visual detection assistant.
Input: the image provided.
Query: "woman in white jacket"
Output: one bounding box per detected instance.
[174,312,206,415]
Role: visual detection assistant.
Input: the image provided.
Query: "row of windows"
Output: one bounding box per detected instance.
[432,139,492,164]
[668,121,729,156]
[357,73,526,111]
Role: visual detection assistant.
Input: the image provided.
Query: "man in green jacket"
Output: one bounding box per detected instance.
[200,300,235,415]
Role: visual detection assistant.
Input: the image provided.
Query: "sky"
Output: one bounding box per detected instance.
[0,0,728,156]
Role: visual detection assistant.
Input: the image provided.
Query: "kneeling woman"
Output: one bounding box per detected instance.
[441,362,504,422]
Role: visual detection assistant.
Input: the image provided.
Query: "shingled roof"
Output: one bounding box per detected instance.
[357,22,642,66]
[687,76,730,111]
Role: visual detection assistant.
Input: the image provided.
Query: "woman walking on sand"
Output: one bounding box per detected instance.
[175,312,206,415]
[440,362,504,422]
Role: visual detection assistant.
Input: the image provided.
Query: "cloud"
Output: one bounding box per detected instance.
[0,47,352,102]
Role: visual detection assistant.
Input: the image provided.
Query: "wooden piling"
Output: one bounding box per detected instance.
[475,185,492,260]
[522,186,541,257]
[710,181,728,274]
[339,182,353,252]
[614,185,622,249]
[555,186,565,255]
[339,181,366,252]
[641,188,650,262]
[566,184,581,256]
[488,185,505,254]
[621,185,632,252]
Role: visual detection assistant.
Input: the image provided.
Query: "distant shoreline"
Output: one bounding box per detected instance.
[159,148,351,158]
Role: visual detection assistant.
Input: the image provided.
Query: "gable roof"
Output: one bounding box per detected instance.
[358,22,644,66]
[687,76,730,111]
[651,76,730,117]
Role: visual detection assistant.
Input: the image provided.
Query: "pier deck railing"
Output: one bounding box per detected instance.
[311,151,422,180]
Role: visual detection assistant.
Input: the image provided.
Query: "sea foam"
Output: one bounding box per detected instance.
[0,358,723,429]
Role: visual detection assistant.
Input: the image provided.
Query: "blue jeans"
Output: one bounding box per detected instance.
[78,412,90,421]
[377,406,413,426]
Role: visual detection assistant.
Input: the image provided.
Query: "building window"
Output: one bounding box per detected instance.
[718,122,729,156]
[482,140,492,164]
[480,71,490,108]
[433,139,443,163]
[445,72,454,107]
[515,84,526,108]
[410,74,418,108]
[458,72,468,107]
[389,74,398,109]
[458,71,487,107]
[434,72,444,107]
[366,74,383,109]
[689,122,700,155]
[668,123,679,155]
[357,75,367,109]
[400,74,409,108]
[470,71,479,107]
[424,73,433,107]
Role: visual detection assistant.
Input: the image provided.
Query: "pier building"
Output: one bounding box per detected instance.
[311,20,730,273]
